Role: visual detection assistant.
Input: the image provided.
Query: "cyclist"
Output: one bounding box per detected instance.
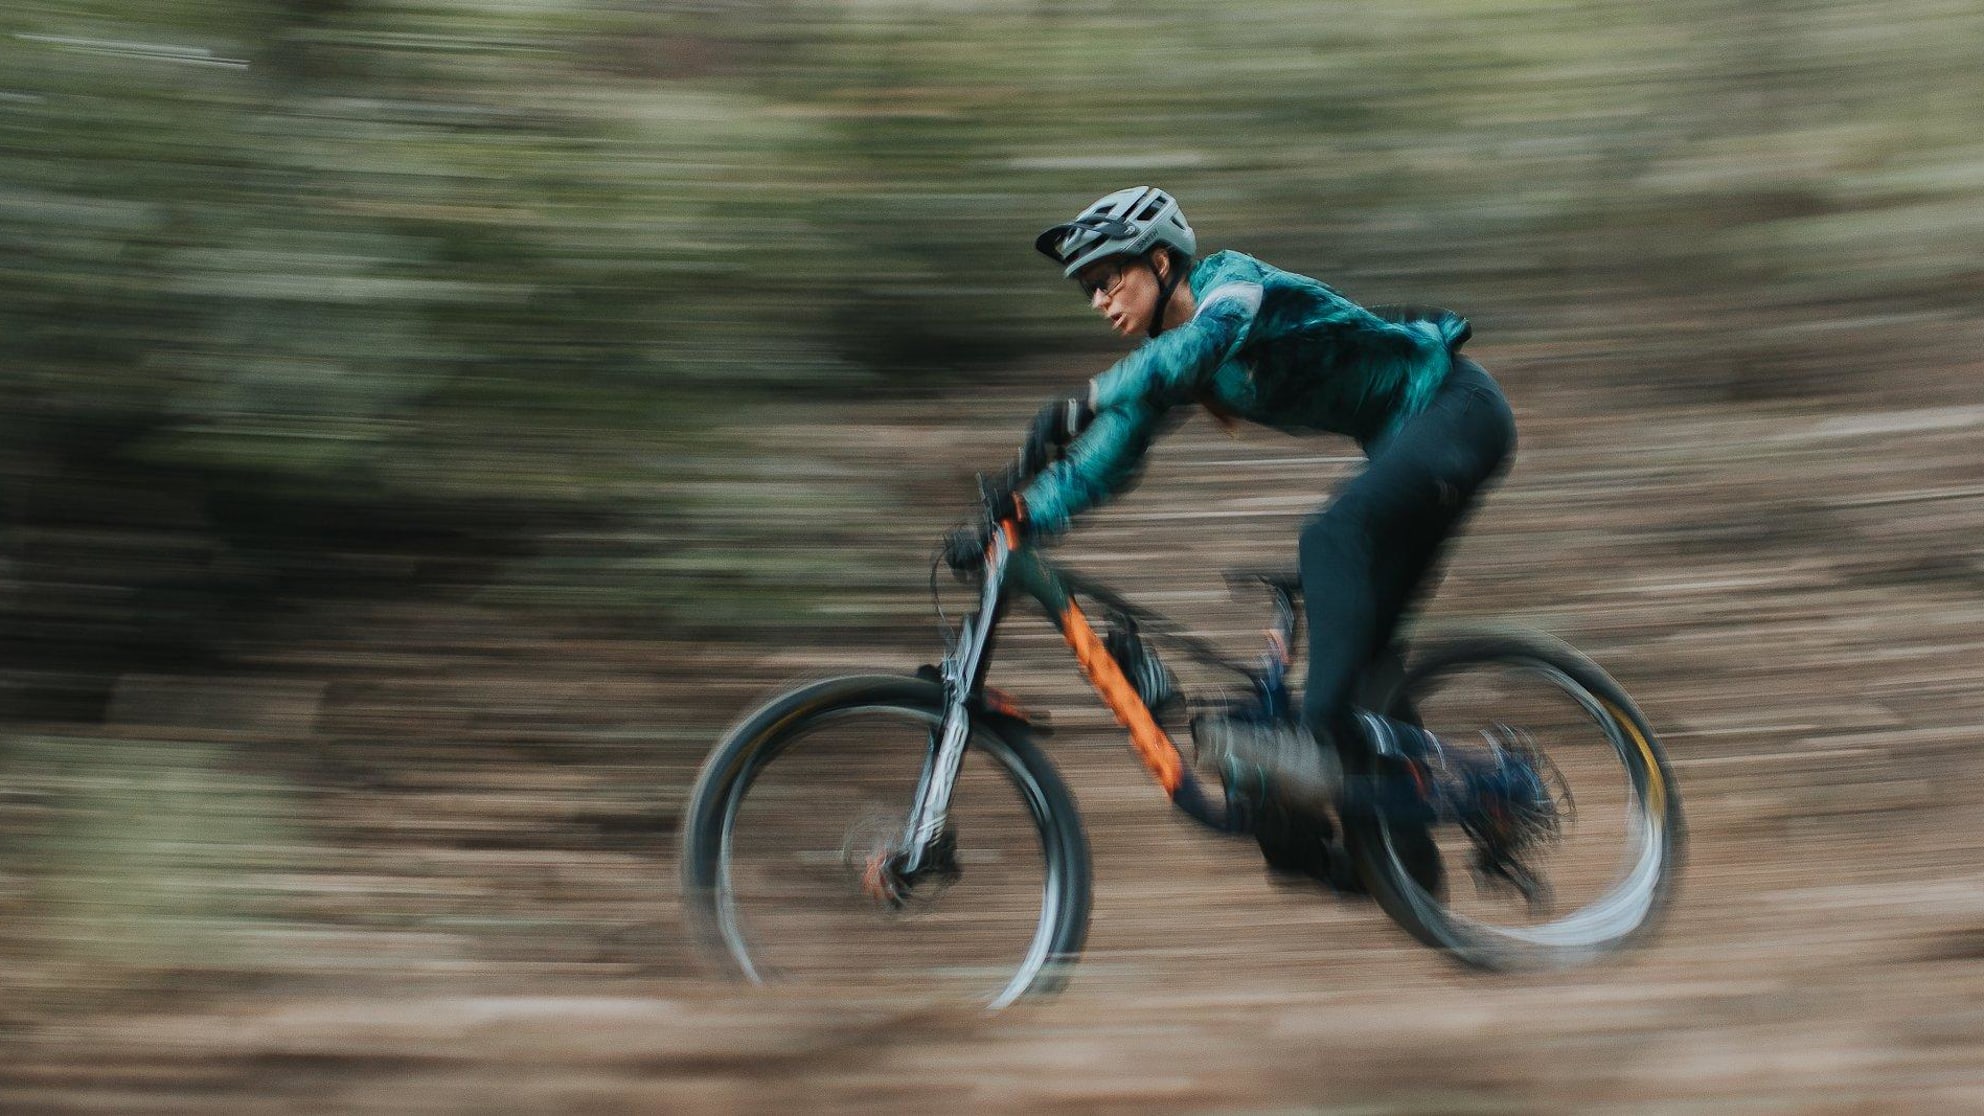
[946,186,1520,887]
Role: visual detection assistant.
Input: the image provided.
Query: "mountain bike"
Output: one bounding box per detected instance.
[680,474,1684,1011]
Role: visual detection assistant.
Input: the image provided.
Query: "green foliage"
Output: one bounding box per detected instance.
[1,0,1981,680]
[3,734,302,1001]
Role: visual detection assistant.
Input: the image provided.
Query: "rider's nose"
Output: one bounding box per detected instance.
[1090,287,1109,311]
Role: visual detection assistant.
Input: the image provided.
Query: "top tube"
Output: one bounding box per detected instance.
[990,526,1285,684]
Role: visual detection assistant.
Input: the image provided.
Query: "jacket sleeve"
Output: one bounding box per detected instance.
[1020,288,1257,537]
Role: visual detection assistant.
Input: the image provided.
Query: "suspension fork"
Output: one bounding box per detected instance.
[894,524,1014,875]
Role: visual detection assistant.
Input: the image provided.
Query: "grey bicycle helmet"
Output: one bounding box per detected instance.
[1034,186,1197,278]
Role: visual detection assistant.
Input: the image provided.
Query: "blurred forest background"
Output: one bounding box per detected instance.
[7,0,1981,698]
[4,0,1984,1109]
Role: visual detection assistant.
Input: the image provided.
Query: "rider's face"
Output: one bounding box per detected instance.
[1076,255,1160,338]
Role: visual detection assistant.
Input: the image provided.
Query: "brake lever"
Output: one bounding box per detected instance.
[975,470,998,520]
[976,462,1031,526]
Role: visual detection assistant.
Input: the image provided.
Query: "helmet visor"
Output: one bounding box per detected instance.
[1034,214,1140,266]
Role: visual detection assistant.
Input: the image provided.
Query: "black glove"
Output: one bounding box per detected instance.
[941,482,1025,577]
[1018,392,1096,477]
[942,523,990,576]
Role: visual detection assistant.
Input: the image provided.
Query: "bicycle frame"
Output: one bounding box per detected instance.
[896,519,1256,874]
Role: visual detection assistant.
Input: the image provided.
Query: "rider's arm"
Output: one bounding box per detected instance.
[1020,286,1259,537]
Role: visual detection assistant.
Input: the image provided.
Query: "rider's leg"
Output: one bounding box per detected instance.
[1210,358,1513,884]
[1298,357,1516,752]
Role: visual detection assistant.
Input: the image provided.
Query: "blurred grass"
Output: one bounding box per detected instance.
[0,734,302,1013]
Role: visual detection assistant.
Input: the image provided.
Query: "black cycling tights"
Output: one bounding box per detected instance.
[1298,356,1516,740]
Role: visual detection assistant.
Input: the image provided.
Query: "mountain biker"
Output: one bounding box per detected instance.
[945,186,1518,885]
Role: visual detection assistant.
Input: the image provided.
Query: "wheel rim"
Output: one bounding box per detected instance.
[1381,658,1670,962]
[711,703,1066,1009]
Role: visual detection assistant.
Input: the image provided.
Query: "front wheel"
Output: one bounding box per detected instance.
[1345,629,1685,969]
[679,675,1092,1010]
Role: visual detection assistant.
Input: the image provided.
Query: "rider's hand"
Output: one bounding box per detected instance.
[941,485,1025,577]
[942,524,990,576]
[1019,392,1096,477]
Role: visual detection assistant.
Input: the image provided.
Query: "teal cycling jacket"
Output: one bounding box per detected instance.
[1020,249,1469,537]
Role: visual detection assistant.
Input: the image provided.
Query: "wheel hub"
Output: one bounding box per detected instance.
[846,820,960,911]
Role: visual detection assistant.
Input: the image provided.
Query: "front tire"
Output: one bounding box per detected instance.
[679,675,1092,1009]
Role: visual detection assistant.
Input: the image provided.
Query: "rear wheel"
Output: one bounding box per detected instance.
[1345,629,1684,969]
[680,675,1092,1009]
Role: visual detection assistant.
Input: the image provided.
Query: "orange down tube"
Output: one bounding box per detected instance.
[1059,600,1184,793]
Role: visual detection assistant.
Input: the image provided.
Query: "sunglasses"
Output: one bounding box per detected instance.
[1077,262,1133,300]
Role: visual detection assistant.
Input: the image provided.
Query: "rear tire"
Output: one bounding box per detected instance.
[1344,629,1684,969]
[680,675,1092,1009]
